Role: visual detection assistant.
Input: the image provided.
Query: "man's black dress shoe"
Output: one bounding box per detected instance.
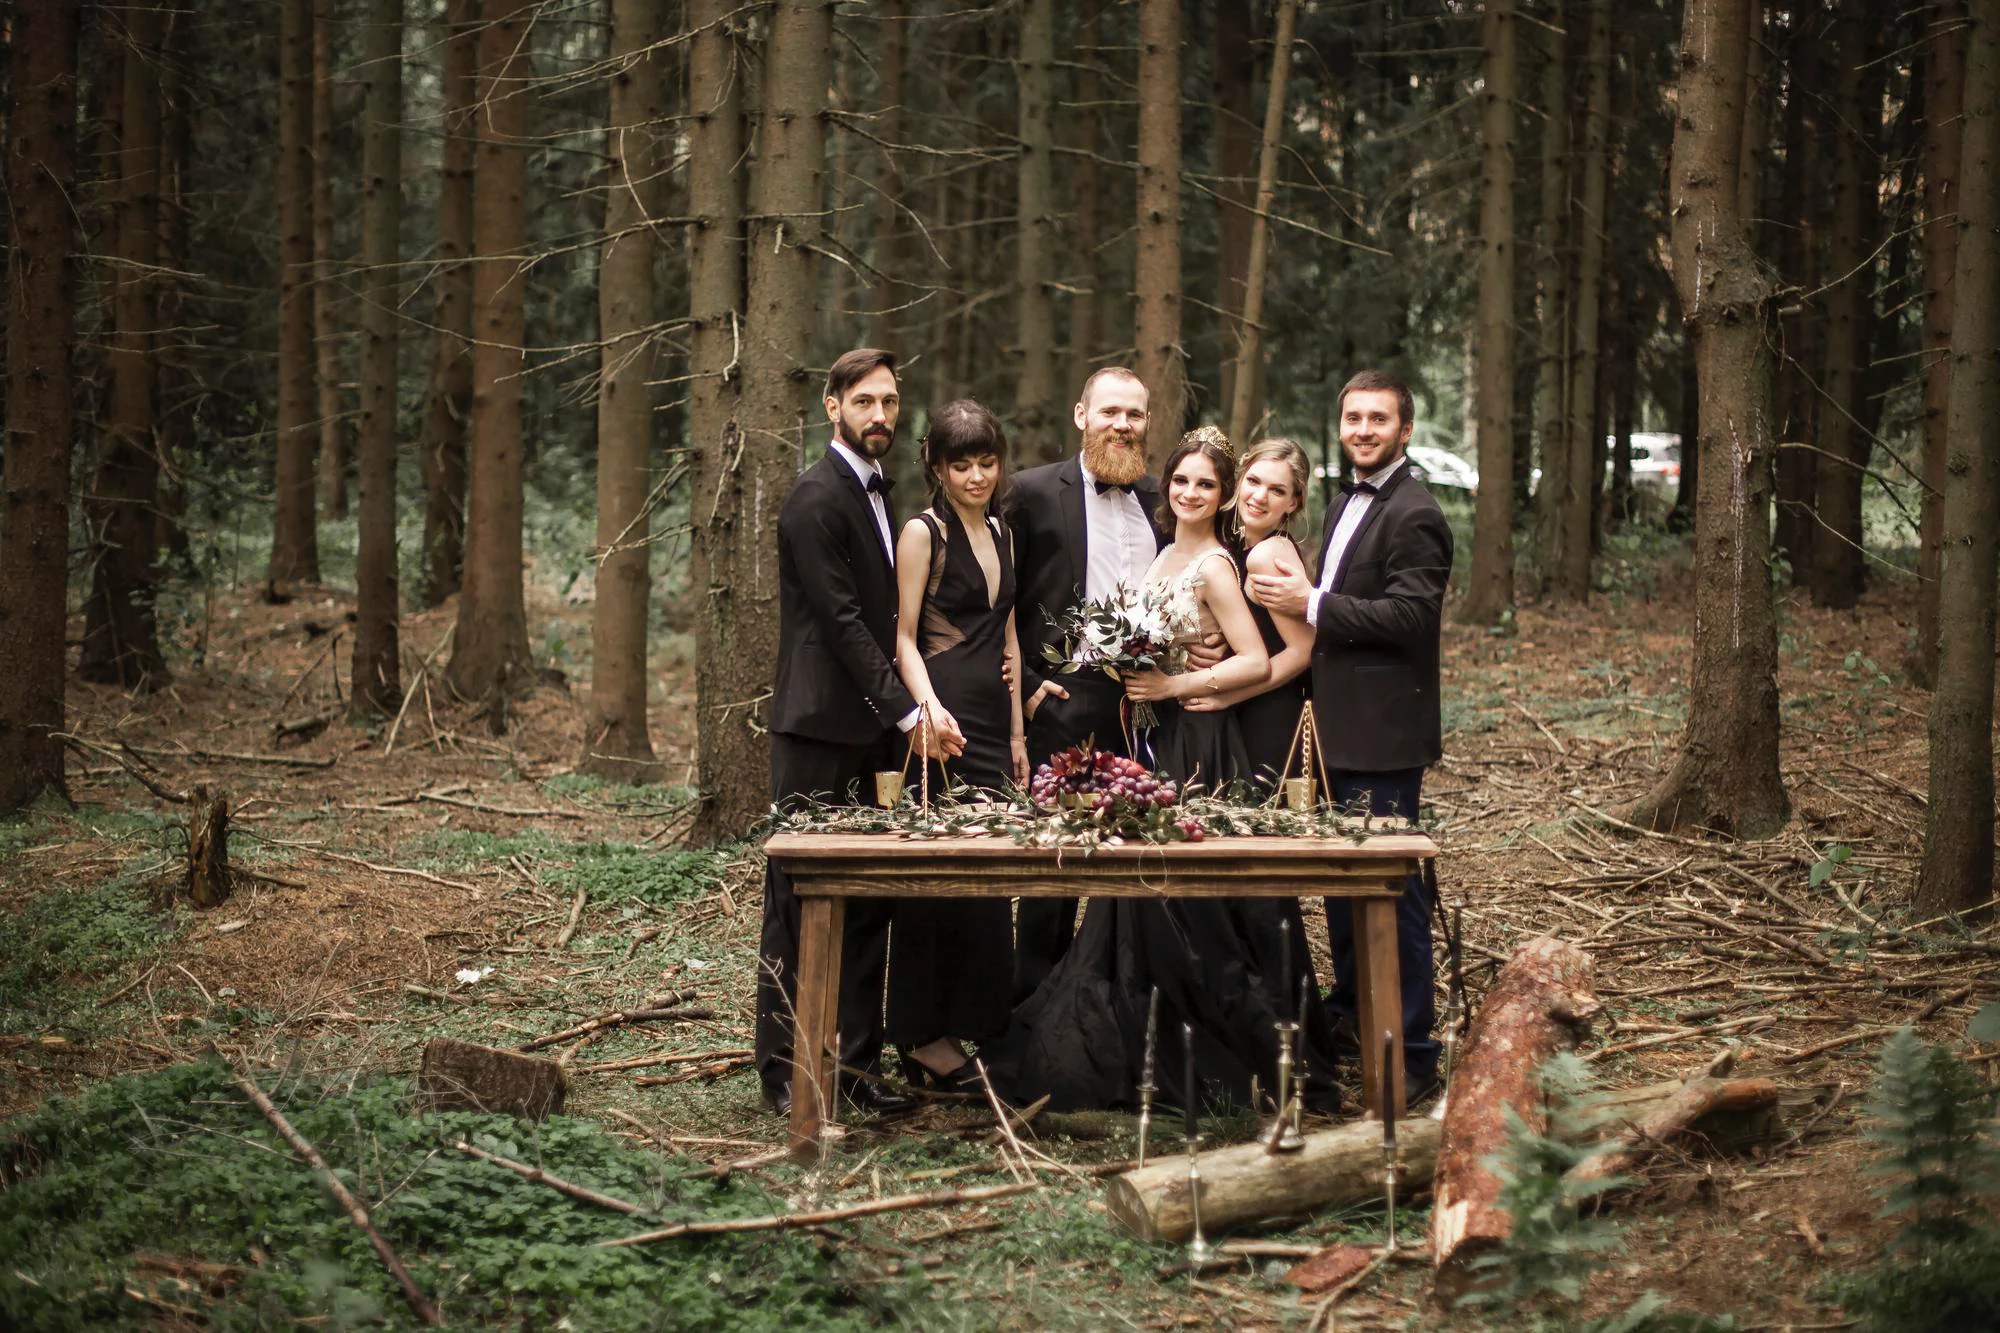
[764,1083,793,1118]
[841,1079,917,1116]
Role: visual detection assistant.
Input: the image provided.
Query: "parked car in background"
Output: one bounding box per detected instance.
[1404,444,1479,496]
[1623,433,1682,492]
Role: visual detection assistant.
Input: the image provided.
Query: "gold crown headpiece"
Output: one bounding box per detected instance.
[1180,424,1235,461]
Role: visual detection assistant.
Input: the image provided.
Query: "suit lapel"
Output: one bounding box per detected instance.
[1333,495,1387,591]
[1315,494,1348,578]
[1057,456,1088,594]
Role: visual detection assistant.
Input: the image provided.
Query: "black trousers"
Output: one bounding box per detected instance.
[1013,673,1130,1004]
[754,730,898,1097]
[1323,766,1441,1082]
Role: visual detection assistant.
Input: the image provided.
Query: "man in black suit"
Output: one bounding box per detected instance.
[756,348,963,1118]
[1008,366,1166,1000]
[1248,368,1452,1095]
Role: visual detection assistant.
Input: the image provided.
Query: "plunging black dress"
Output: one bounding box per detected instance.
[1236,536,1311,797]
[988,550,1343,1116]
[885,506,1017,1050]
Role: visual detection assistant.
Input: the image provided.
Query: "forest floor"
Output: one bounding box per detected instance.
[3,535,1994,1330]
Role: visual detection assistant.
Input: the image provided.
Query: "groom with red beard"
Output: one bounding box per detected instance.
[1007,367,1167,1000]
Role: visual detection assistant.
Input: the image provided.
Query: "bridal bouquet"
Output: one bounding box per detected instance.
[1042,581,1196,729]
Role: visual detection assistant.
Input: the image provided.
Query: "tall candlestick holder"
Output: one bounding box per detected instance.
[1136,987,1160,1167]
[1263,1022,1305,1152]
[1380,1031,1399,1253]
[1185,1132,1215,1264]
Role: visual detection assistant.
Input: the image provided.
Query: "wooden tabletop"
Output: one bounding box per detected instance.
[763,830,1435,898]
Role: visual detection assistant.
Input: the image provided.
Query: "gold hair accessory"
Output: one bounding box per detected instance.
[1180,424,1235,461]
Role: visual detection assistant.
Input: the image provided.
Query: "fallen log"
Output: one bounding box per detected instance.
[1105,1118,1443,1243]
[1103,1072,1782,1245]
[1430,936,1600,1292]
[419,1037,567,1119]
[1566,1073,1779,1189]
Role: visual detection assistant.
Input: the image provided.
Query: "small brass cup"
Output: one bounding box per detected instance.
[874,771,905,808]
[1283,776,1316,811]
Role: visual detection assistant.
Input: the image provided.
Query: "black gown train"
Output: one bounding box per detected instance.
[885,507,1017,1050]
[988,550,1343,1115]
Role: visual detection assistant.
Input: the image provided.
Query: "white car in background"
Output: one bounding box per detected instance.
[1623,433,1682,492]
[1404,445,1480,496]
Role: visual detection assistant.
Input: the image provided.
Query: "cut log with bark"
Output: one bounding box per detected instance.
[1106,1118,1443,1244]
[185,786,232,909]
[1566,1074,1778,1188]
[1431,937,1599,1287]
[418,1037,566,1120]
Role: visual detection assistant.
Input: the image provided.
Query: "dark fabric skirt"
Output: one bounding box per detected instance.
[1235,684,1308,799]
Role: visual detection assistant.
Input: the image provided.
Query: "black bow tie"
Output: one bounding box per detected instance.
[1094,479,1135,496]
[865,472,894,496]
[1340,478,1380,497]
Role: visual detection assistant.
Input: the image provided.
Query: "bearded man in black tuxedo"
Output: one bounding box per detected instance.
[1006,367,1167,1001]
[755,348,964,1119]
[1248,368,1452,1098]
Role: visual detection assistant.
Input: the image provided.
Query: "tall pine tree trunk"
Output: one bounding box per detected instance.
[0,0,80,809]
[1917,0,1999,917]
[1554,0,1610,600]
[1067,2,1105,397]
[1531,0,1571,592]
[582,0,666,779]
[1773,6,1822,571]
[313,0,347,521]
[1806,5,1876,609]
[350,0,402,718]
[270,0,322,590]
[867,0,904,348]
[1463,0,1520,624]
[1225,0,1300,448]
[1628,0,1787,839]
[683,0,755,841]
[1212,0,1256,424]
[1134,0,1186,457]
[446,0,534,705]
[1014,0,1060,462]
[81,2,168,687]
[1915,0,1966,686]
[418,0,474,608]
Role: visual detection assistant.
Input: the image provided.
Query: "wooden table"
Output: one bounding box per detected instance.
[764,830,1438,1155]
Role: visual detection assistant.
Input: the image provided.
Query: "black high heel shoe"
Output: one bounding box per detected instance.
[898,1052,984,1095]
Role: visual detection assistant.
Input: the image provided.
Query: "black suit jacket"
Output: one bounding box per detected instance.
[769,450,917,745]
[1008,455,1164,704]
[1308,463,1453,773]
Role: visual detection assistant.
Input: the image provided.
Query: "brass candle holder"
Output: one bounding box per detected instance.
[873,771,905,808]
[1282,775,1316,811]
[1136,987,1160,1168]
[1185,1133,1215,1265]
[1263,1022,1305,1153]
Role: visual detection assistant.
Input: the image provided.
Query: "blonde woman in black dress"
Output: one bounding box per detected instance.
[887,400,1026,1090]
[1183,437,1317,795]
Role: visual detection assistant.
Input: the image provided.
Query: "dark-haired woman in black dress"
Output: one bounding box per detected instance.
[887,400,1026,1088]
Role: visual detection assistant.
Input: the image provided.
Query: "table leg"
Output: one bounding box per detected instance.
[788,893,846,1157]
[1350,890,1407,1119]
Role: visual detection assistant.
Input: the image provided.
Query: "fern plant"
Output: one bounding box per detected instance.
[1861,1026,2000,1249]
[1466,1053,1629,1310]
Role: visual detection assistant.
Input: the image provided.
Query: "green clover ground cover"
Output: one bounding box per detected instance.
[0,1061,888,1331]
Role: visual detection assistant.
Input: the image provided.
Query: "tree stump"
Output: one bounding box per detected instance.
[418,1038,566,1120]
[186,785,233,909]
[1430,936,1599,1293]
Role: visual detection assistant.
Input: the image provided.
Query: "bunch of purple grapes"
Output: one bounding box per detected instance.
[1029,746,1179,815]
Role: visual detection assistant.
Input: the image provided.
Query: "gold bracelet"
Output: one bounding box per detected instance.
[1205,670,1222,695]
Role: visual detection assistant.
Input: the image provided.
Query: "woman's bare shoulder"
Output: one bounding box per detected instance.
[1245,535,1303,577]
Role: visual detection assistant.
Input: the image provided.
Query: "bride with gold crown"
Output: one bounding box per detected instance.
[987,427,1347,1119]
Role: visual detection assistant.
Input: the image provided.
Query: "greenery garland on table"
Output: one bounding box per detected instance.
[765,779,1427,852]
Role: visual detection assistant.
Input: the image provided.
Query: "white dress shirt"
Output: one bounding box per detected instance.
[828,437,918,733]
[1079,460,1158,601]
[829,437,895,563]
[1308,456,1407,627]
